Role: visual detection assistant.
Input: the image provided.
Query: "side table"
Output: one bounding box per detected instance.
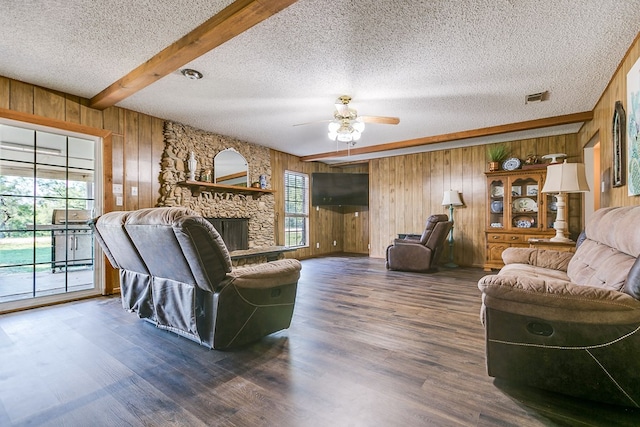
[528,238,576,253]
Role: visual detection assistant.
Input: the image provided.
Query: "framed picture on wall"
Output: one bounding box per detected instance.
[627,56,640,196]
[612,101,625,188]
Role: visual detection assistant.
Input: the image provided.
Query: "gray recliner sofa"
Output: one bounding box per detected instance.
[477,206,640,407]
[91,207,301,349]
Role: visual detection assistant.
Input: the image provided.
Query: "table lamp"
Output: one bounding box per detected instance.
[541,160,590,242]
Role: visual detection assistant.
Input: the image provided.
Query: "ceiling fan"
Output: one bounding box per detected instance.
[295,95,400,146]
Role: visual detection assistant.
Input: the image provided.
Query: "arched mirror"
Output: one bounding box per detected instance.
[214,148,248,187]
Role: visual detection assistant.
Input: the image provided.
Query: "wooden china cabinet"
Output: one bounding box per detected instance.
[484,169,556,270]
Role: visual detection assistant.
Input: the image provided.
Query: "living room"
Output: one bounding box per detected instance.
[1,1,640,425]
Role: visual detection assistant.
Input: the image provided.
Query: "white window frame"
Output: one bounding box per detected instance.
[284,170,309,248]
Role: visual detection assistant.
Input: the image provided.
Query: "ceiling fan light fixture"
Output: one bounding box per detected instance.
[328,118,365,144]
[337,132,353,143]
[328,96,366,145]
[181,68,203,80]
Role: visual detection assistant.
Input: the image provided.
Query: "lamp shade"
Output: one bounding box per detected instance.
[442,190,463,206]
[541,160,590,193]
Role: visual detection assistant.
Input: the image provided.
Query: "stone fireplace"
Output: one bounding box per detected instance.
[157,122,275,248]
[205,218,249,251]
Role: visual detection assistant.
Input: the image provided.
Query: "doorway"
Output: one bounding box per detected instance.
[0,121,102,312]
[584,133,601,224]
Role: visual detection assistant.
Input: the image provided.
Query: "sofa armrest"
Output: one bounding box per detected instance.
[227,259,301,289]
[478,274,640,324]
[502,247,573,272]
[393,238,421,245]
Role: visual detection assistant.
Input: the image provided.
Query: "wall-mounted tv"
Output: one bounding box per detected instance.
[311,173,369,206]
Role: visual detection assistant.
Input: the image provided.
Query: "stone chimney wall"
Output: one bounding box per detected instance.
[158,121,274,248]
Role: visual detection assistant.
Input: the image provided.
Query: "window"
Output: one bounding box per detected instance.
[0,122,101,311]
[284,171,309,247]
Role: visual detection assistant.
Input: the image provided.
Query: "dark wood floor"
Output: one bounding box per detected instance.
[1,256,639,426]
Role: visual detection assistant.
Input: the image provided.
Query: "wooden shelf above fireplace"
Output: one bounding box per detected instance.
[178,180,275,196]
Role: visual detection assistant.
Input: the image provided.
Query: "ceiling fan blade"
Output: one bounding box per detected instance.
[360,115,400,125]
[293,119,331,127]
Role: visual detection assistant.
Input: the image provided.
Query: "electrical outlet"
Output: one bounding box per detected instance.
[368,243,370,250]
[316,242,320,249]
[113,184,123,194]
[116,196,123,206]
[333,240,337,246]
[131,186,138,196]
[355,212,359,217]
[316,206,319,211]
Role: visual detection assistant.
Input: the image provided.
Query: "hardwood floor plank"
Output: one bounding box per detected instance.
[1,256,640,426]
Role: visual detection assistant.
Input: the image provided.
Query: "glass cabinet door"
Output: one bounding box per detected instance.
[510,176,541,230]
[488,179,505,229]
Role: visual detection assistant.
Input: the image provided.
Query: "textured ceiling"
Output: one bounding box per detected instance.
[1,1,639,163]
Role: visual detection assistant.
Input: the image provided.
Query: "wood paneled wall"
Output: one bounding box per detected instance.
[341,164,370,254]
[369,134,582,267]
[578,32,640,208]
[0,76,165,293]
[270,151,369,258]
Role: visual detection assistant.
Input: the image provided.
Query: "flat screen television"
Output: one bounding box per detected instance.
[311,173,369,206]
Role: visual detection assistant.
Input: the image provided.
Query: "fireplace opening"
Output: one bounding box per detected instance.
[205,218,249,251]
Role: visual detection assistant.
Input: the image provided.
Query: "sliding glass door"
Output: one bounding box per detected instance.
[0,122,102,311]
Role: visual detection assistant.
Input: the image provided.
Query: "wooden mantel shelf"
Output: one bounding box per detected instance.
[178,180,275,196]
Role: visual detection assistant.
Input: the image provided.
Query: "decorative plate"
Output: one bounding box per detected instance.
[513,215,535,228]
[490,200,503,213]
[502,157,521,171]
[512,197,538,213]
[491,185,504,197]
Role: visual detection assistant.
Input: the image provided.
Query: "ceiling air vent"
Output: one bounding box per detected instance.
[525,91,548,104]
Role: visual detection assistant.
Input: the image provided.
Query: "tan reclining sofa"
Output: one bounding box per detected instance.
[478,206,640,407]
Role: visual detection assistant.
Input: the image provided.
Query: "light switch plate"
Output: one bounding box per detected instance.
[131,186,138,196]
[116,196,123,206]
[113,184,123,194]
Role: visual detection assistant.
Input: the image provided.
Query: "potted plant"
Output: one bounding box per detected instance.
[487,144,509,172]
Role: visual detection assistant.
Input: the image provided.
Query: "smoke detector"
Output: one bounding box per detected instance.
[525,91,548,104]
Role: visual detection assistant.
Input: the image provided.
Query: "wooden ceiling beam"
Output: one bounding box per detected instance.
[300,111,594,162]
[89,0,299,110]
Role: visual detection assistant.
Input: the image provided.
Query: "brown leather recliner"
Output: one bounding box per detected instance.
[91,207,301,349]
[385,214,452,272]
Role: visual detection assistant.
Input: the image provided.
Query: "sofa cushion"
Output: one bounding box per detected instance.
[567,239,635,292]
[564,206,640,294]
[502,247,573,271]
[583,206,640,257]
[499,263,571,282]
